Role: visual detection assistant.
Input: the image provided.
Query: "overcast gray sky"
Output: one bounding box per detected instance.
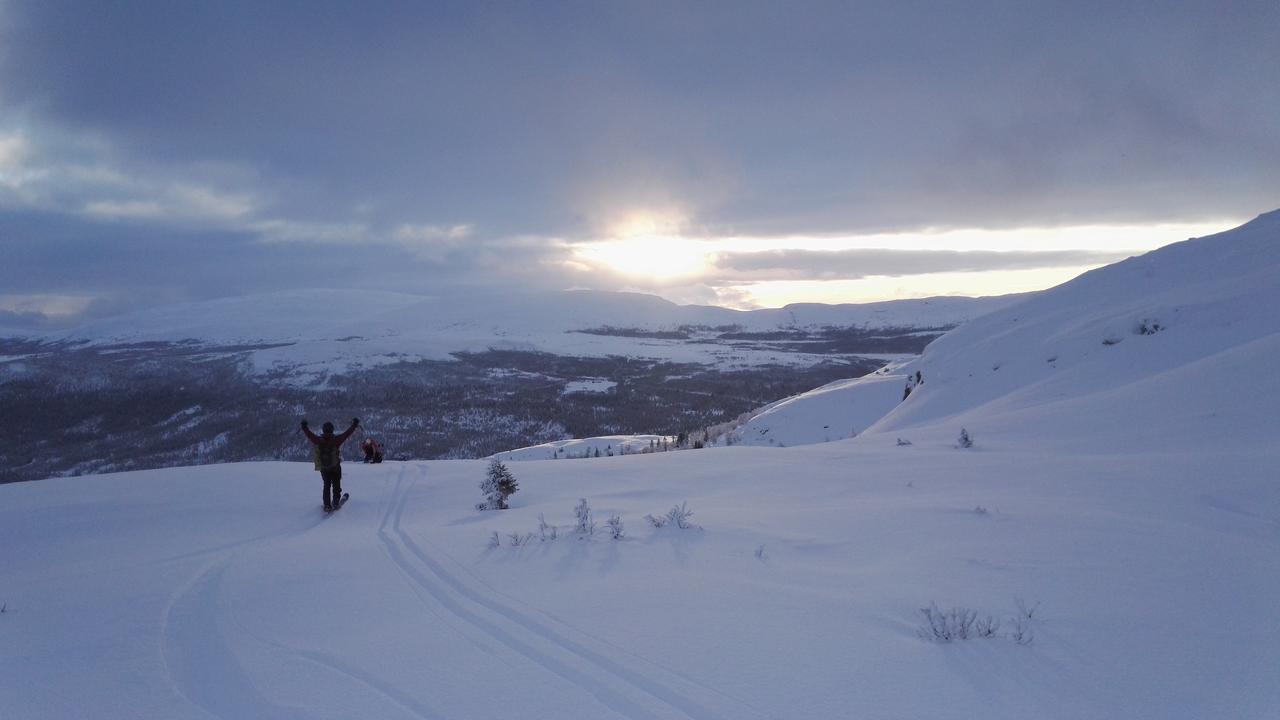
[1,1,1276,325]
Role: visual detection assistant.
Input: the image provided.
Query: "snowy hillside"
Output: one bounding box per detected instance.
[3,447,1276,718]
[733,370,910,447]
[494,434,674,461]
[865,208,1280,450]
[722,210,1280,452]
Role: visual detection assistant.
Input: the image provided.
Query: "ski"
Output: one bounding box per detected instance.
[325,493,350,513]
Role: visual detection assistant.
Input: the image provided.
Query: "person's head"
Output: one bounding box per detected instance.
[322,421,335,435]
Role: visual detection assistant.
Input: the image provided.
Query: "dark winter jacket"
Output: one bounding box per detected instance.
[303,423,357,470]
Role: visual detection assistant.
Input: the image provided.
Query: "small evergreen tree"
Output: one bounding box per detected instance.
[957,428,973,449]
[478,458,519,510]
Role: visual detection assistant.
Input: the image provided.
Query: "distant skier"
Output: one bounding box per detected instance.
[360,438,384,464]
[301,417,359,511]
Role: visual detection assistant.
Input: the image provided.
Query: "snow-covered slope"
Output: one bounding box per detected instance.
[724,210,1280,452]
[3,448,1276,718]
[494,434,673,461]
[866,209,1280,450]
[733,370,909,447]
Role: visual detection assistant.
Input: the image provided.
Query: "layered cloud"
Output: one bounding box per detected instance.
[0,2,1275,323]
[707,248,1135,283]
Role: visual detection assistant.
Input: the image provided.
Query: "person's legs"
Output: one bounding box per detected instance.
[333,465,343,503]
[321,469,338,509]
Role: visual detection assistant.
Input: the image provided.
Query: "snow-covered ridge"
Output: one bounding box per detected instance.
[721,210,1280,452]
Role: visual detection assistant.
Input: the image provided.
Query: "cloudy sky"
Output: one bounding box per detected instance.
[1,1,1276,327]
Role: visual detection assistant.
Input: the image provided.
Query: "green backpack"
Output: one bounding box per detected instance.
[316,440,340,470]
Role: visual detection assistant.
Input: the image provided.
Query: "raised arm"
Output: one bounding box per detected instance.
[335,418,360,444]
[301,421,322,445]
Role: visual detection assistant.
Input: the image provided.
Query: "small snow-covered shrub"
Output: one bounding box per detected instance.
[896,438,913,446]
[1015,597,1040,621]
[538,513,558,541]
[574,498,595,535]
[647,501,697,529]
[918,604,984,642]
[974,615,1001,638]
[606,514,624,540]
[477,458,519,510]
[487,531,500,549]
[669,502,696,528]
[1009,597,1040,645]
[755,544,766,560]
[957,428,973,449]
[1010,615,1034,645]
[973,505,989,515]
[918,600,1040,644]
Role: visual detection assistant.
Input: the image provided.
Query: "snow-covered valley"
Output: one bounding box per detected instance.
[0,290,1011,483]
[36,290,1019,382]
[3,211,1280,718]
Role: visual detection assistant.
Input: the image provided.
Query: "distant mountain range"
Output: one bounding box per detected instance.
[14,290,1019,383]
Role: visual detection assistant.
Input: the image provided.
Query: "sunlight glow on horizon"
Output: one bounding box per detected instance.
[734,266,1105,308]
[570,216,1246,308]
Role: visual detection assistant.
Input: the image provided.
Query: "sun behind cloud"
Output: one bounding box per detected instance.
[574,235,711,281]
[574,211,711,281]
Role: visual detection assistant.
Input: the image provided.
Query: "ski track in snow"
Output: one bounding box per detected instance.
[160,496,442,720]
[253,640,443,720]
[162,560,311,720]
[377,466,771,720]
